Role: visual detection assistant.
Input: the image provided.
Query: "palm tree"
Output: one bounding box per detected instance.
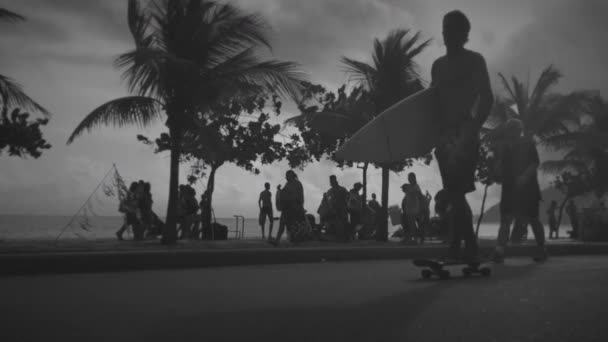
[490,65,589,141]
[0,8,49,116]
[482,65,594,233]
[67,0,305,244]
[340,29,431,241]
[542,94,608,192]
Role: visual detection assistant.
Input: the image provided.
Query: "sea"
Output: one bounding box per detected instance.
[0,215,573,241]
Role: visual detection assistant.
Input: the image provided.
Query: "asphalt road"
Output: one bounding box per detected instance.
[2,256,608,341]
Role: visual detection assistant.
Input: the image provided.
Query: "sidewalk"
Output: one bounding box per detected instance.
[1,237,607,275]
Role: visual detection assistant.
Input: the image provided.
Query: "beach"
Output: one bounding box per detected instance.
[0,214,574,242]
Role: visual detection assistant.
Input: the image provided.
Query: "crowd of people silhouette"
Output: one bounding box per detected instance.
[111,10,572,265]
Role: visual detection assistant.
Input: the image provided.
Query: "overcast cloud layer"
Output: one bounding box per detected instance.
[1,0,606,218]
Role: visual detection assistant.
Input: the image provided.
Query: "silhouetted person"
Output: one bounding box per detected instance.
[566,200,579,239]
[183,187,199,239]
[408,172,427,243]
[347,182,363,241]
[116,182,139,240]
[431,10,494,261]
[139,182,153,237]
[132,181,146,240]
[368,193,382,235]
[271,170,304,246]
[200,191,212,239]
[494,119,547,262]
[368,193,381,215]
[548,200,559,239]
[326,175,349,241]
[258,182,274,240]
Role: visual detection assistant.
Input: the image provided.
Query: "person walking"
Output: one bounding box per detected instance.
[493,119,547,263]
[431,10,494,262]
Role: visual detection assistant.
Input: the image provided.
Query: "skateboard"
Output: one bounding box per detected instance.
[412,258,492,280]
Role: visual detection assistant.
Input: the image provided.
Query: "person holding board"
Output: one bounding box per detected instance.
[431,10,494,262]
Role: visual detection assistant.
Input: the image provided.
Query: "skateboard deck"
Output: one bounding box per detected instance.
[413,258,492,279]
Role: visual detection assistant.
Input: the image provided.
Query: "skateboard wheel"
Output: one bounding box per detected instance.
[439,270,450,280]
[421,269,432,279]
[480,267,491,276]
[462,267,472,277]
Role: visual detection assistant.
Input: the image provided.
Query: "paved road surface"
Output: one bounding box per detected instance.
[2,256,607,341]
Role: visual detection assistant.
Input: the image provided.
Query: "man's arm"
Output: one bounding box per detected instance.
[258,192,263,209]
[474,54,494,128]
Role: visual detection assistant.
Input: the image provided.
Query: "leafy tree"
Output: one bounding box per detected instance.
[552,171,591,230]
[542,94,608,196]
[0,8,50,118]
[286,82,375,199]
[0,107,51,158]
[489,65,591,143]
[139,92,285,228]
[339,29,431,241]
[67,0,304,244]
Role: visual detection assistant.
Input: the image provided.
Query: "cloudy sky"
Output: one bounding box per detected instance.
[1,0,607,218]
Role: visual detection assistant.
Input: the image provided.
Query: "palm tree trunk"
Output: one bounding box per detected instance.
[161,129,181,245]
[376,165,389,241]
[204,164,219,229]
[475,184,490,237]
[361,162,368,203]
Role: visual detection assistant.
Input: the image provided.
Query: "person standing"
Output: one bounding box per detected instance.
[199,190,212,239]
[347,182,364,241]
[431,10,494,262]
[566,200,579,239]
[258,182,274,240]
[270,170,304,246]
[116,182,139,240]
[326,175,349,242]
[548,200,559,239]
[493,119,547,262]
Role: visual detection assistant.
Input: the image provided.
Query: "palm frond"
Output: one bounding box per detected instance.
[510,76,529,118]
[340,57,376,89]
[498,73,517,107]
[0,8,25,22]
[115,47,201,98]
[528,65,562,114]
[127,0,151,47]
[209,49,305,100]
[204,5,271,59]
[67,96,163,144]
[0,74,50,116]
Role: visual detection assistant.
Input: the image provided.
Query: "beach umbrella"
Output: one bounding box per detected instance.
[335,88,440,163]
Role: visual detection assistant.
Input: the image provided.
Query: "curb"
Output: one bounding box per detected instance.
[2,243,608,276]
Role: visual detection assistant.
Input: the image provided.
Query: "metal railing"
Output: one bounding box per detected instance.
[231,215,245,239]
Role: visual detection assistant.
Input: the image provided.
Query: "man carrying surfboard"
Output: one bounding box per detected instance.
[431,10,494,262]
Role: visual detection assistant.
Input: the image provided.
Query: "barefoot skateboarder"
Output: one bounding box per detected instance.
[431,10,494,262]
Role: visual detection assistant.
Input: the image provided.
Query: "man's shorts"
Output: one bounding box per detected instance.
[259,206,273,226]
[434,123,479,194]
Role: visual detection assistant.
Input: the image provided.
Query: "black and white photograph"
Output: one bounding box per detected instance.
[1,0,608,340]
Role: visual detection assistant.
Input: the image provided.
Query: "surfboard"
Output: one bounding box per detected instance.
[334,88,440,163]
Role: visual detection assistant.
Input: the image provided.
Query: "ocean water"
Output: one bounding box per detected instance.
[0,215,572,241]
